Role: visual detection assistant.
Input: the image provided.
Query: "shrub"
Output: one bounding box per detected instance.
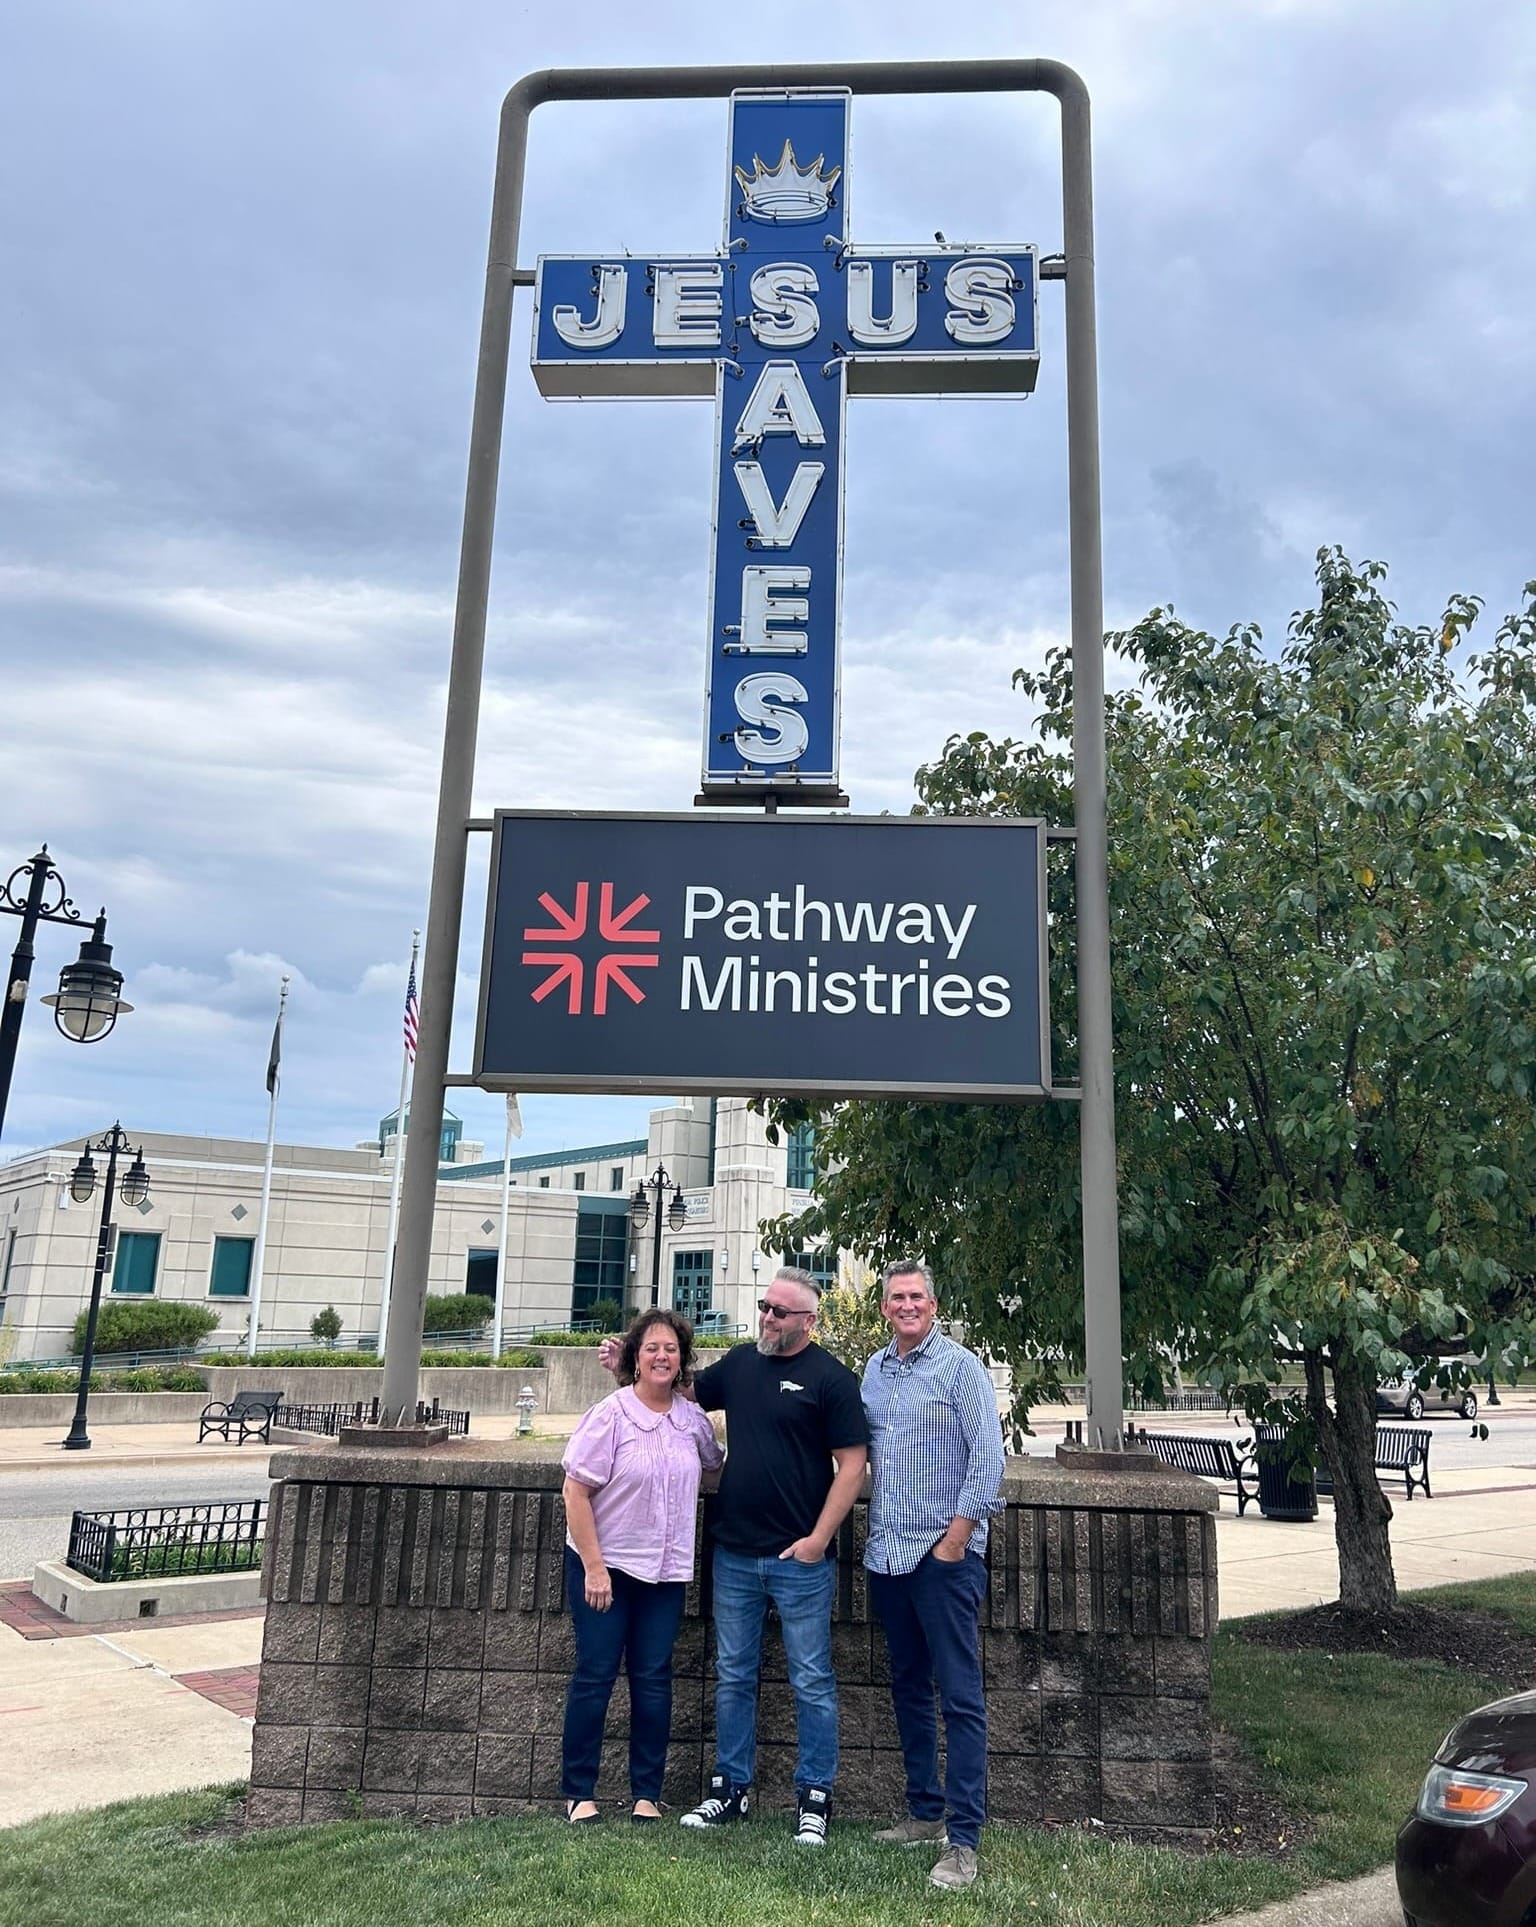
[71,1300,220,1359]
[422,1293,494,1335]
[813,1280,890,1371]
[0,1365,210,1395]
[310,1305,343,1348]
[202,1349,378,1369]
[526,1328,609,1346]
[492,1350,542,1369]
[587,1298,624,1333]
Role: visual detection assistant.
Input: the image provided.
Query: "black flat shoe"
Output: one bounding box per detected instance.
[565,1800,601,1825]
[631,1806,662,1824]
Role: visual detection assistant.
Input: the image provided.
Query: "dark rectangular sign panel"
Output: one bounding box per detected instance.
[474,811,1050,1101]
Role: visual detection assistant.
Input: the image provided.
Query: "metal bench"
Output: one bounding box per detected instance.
[197,1388,282,1444]
[1370,1423,1433,1500]
[1133,1429,1257,1515]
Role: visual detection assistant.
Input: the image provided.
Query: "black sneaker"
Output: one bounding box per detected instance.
[679,1773,750,1828]
[794,1784,831,1847]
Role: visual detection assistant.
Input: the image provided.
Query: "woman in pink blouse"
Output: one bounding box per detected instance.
[561,1309,724,1824]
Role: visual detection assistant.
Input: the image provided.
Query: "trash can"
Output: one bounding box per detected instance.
[1255,1423,1318,1521]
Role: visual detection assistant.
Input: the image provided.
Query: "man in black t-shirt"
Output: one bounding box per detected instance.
[600,1266,867,1846]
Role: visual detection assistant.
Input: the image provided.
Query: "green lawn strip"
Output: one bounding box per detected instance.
[1212,1631,1502,1884]
[0,1789,1293,1927]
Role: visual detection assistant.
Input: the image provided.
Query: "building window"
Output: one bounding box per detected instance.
[610,1166,625,1192]
[209,1236,254,1299]
[671,1248,713,1325]
[111,1231,161,1296]
[538,1175,550,1188]
[572,1207,627,1321]
[787,1122,817,1191]
[788,1248,836,1293]
[573,1170,586,1192]
[465,1248,499,1301]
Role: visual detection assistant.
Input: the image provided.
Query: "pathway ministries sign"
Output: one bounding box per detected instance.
[474,813,1051,1100]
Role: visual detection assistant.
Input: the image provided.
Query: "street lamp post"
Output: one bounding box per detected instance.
[0,847,132,1143]
[62,1123,150,1452]
[629,1166,688,1311]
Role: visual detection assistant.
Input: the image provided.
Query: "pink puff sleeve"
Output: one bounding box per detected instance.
[687,1400,726,1472]
[561,1393,622,1490]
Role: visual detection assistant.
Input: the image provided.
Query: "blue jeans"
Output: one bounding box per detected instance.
[711,1545,838,1791]
[561,1546,686,1803]
[869,1552,989,1848]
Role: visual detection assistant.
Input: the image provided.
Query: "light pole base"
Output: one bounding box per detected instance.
[61,1431,92,1451]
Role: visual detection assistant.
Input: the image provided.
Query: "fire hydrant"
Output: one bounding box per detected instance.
[516,1385,538,1436]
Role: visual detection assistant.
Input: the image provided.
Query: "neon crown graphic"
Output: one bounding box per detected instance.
[734,140,841,223]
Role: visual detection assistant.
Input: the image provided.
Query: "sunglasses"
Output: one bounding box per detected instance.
[757,1298,813,1320]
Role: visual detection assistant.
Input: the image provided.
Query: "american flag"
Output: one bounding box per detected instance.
[403,960,419,1062]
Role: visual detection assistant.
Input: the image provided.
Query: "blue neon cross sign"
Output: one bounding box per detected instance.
[531,89,1039,802]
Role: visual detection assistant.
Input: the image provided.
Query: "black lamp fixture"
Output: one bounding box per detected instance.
[630,1163,688,1309]
[63,1123,151,1452]
[0,850,131,1143]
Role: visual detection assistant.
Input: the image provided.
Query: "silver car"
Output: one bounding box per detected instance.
[1377,1356,1481,1422]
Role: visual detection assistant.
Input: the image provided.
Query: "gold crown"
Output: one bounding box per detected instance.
[734,140,841,223]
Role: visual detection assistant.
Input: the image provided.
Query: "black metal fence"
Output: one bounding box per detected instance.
[67,1499,267,1584]
[271,1396,470,1438]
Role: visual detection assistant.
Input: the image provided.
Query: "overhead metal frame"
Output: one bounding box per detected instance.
[382,59,1126,1453]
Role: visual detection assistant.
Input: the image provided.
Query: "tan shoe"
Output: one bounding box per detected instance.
[873,1815,949,1847]
[930,1845,979,1889]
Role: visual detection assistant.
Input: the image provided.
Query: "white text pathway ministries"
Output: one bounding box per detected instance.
[682,887,978,962]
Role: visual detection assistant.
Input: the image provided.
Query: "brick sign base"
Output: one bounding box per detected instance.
[248,1441,1218,1838]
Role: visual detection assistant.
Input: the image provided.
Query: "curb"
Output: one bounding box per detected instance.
[0,1451,262,1475]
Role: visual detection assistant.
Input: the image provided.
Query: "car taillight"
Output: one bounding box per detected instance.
[1417,1763,1528,1826]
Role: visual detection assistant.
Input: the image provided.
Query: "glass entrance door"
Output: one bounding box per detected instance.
[670,1249,713,1326]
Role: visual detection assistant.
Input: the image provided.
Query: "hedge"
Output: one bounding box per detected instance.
[199,1348,541,1371]
[0,1366,208,1395]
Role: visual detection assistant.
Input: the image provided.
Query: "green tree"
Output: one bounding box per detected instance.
[764,552,1536,1612]
[812,1268,891,1372]
[70,1299,220,1359]
[309,1305,343,1349]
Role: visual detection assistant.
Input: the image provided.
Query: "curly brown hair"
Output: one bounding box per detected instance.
[616,1309,696,1390]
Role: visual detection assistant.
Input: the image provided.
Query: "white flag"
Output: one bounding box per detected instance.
[506,1094,524,1140]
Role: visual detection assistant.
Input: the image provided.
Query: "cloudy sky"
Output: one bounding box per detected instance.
[2,0,1532,1167]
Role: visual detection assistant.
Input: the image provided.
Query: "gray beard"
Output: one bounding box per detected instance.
[756,1326,800,1357]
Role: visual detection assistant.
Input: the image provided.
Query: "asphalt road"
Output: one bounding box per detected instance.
[0,1461,276,1583]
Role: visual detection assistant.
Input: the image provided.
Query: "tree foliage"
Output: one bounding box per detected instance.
[421,1292,495,1335]
[764,551,1536,1608]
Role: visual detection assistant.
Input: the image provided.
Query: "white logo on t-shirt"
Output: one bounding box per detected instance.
[779,1379,805,1393]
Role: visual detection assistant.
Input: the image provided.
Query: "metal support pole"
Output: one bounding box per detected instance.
[63,1129,122,1452]
[381,58,1122,1440]
[649,1182,666,1311]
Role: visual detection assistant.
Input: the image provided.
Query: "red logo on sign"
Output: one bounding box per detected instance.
[521,882,660,1015]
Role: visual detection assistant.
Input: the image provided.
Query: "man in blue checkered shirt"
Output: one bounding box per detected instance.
[861,1259,1006,1892]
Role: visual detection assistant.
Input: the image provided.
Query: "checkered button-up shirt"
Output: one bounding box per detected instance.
[860,1323,1006,1576]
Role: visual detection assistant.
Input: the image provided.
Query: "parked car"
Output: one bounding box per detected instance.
[1397,1689,1536,1925]
[1378,1355,1481,1422]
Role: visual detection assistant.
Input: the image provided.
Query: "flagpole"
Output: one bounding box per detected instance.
[493,1093,522,1361]
[376,931,420,1362]
[246,975,289,1361]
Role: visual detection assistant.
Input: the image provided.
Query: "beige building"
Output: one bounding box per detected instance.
[0,1098,825,1364]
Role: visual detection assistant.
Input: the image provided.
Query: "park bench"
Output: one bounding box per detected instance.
[197,1388,282,1444]
[1134,1430,1257,1515]
[1363,1424,1434,1501]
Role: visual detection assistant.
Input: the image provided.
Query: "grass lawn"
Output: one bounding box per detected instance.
[2,1573,1529,1927]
